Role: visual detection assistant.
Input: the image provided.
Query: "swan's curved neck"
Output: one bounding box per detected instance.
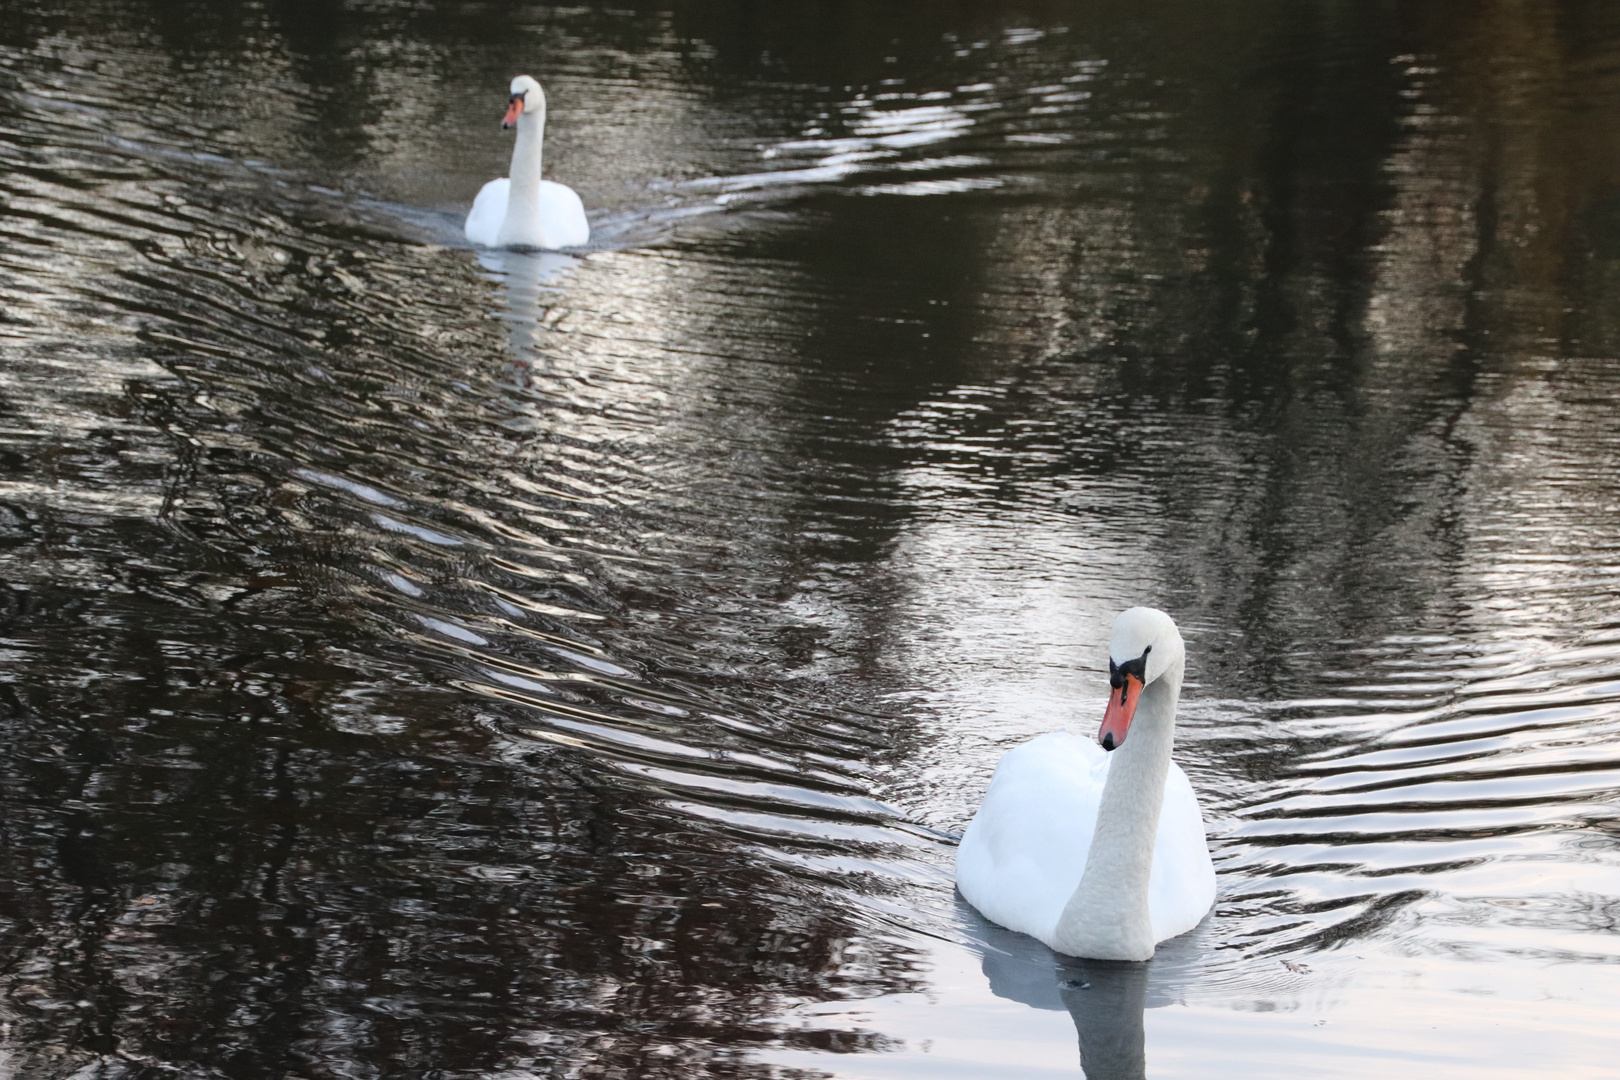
[498,104,547,247]
[1051,659,1183,961]
[510,106,545,195]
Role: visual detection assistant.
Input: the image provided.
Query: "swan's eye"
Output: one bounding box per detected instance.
[1110,651,1149,688]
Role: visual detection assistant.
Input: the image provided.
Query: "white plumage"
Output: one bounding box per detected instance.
[956,730,1215,948]
[955,608,1216,960]
[464,176,589,250]
[465,74,590,251]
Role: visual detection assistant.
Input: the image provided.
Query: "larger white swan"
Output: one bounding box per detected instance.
[956,607,1215,961]
[465,75,590,250]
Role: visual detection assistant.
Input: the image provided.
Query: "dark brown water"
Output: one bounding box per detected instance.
[2,1,1619,1077]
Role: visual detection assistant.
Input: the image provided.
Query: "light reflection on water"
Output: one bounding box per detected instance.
[2,1,1619,1078]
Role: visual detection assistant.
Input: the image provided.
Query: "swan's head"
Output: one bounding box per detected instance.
[502,75,546,129]
[1098,607,1184,752]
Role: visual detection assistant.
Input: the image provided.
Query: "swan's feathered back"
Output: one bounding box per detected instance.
[956,731,1214,947]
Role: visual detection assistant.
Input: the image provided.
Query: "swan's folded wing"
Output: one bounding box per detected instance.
[465,177,509,248]
[537,180,590,248]
[1148,762,1217,942]
[956,733,1107,944]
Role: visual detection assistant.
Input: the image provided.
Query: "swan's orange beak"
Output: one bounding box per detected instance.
[502,96,525,129]
[1099,674,1142,752]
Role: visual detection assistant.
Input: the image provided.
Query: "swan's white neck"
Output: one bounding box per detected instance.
[497,101,547,249]
[1050,657,1183,961]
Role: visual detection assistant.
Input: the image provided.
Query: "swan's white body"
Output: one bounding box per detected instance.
[465,75,589,250]
[957,731,1213,948]
[956,608,1216,961]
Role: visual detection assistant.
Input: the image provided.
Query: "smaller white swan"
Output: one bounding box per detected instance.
[956,607,1215,961]
[465,75,590,250]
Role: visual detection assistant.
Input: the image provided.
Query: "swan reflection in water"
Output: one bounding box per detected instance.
[1056,959,1148,1080]
[965,898,1203,1079]
[476,247,581,364]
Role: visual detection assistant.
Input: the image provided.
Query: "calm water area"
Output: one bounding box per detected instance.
[2,1,1619,1077]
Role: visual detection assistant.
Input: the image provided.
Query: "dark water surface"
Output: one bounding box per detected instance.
[3,1,1620,1076]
